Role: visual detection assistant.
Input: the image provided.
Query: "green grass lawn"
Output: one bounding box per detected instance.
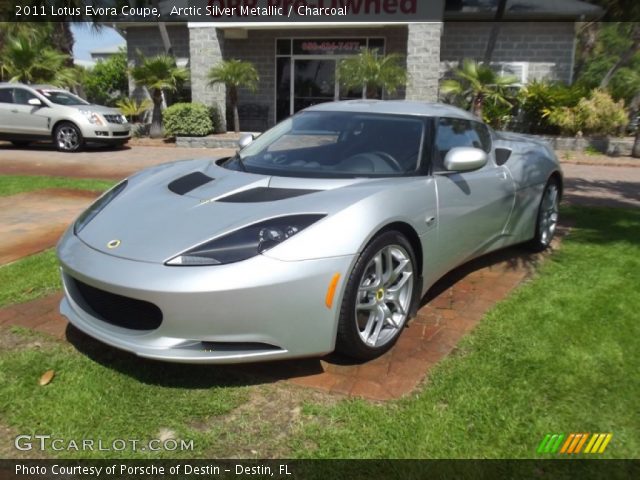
[292,206,640,458]
[0,175,114,197]
[0,206,638,459]
[0,250,60,308]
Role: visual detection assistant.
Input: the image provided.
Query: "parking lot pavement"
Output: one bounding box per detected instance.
[562,164,640,209]
[0,143,235,180]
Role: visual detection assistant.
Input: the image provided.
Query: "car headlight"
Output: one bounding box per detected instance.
[166,214,326,266]
[74,180,128,234]
[79,110,105,125]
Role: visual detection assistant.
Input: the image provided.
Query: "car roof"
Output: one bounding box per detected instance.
[0,83,59,90]
[305,100,480,121]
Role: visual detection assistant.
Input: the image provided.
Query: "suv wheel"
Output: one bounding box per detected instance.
[54,122,83,152]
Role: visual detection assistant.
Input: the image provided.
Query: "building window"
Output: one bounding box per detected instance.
[491,62,528,86]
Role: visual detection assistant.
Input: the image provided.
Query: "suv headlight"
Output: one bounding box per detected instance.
[74,180,127,234]
[79,109,105,125]
[166,214,326,266]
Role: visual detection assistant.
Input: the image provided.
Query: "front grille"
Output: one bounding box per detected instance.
[69,277,162,331]
[112,130,130,137]
[103,114,126,124]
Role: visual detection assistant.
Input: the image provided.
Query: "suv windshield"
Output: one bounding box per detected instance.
[224,111,426,178]
[37,89,89,106]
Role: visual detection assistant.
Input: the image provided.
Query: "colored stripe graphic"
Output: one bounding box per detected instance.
[540,433,613,454]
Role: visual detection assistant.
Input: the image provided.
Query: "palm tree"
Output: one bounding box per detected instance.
[130,54,189,138]
[1,35,76,86]
[440,59,517,118]
[207,60,259,133]
[337,49,407,99]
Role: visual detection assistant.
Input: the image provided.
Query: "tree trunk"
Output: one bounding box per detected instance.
[633,128,640,158]
[573,22,599,81]
[230,87,240,133]
[150,89,164,139]
[51,23,75,67]
[483,0,508,64]
[472,94,484,118]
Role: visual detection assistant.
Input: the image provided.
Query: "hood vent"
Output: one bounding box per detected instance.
[168,172,214,195]
[217,187,319,203]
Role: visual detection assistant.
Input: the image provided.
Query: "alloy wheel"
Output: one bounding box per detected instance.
[56,125,80,151]
[539,183,559,246]
[355,245,414,348]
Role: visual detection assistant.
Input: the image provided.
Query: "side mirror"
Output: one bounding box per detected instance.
[444,147,488,172]
[28,98,42,107]
[237,133,254,150]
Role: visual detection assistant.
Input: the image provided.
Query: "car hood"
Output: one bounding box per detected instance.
[75,158,399,264]
[56,104,123,116]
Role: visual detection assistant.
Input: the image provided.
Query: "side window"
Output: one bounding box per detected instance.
[0,88,14,104]
[13,88,37,105]
[433,118,491,171]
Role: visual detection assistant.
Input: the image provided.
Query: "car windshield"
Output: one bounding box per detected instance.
[37,89,89,106]
[224,111,426,178]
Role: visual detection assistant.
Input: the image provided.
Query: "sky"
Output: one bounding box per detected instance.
[71,23,125,61]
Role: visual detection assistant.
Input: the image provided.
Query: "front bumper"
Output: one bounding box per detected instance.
[57,229,354,364]
[79,123,131,143]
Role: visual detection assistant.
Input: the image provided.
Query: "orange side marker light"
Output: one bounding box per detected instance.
[325,273,341,309]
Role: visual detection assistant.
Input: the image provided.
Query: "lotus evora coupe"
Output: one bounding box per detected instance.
[57,101,562,363]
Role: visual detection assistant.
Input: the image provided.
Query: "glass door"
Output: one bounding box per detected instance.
[293,59,336,113]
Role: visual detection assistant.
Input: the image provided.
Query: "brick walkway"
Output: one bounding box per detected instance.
[0,189,98,265]
[0,240,552,401]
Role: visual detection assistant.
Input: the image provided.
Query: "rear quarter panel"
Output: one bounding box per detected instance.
[495,132,562,243]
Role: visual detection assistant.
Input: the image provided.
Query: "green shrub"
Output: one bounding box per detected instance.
[83,50,128,107]
[518,80,587,134]
[482,96,516,130]
[163,103,213,137]
[116,98,152,123]
[546,89,628,136]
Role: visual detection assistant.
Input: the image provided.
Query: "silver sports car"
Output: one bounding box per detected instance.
[57,101,562,363]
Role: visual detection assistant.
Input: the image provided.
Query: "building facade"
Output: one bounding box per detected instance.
[122,1,599,132]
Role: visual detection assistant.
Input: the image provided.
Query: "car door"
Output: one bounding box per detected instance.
[433,117,515,268]
[0,87,15,133]
[11,87,50,137]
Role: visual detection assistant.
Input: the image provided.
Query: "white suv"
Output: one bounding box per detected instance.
[0,83,130,152]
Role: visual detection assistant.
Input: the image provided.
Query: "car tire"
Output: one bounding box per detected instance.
[11,140,30,148]
[54,122,83,152]
[528,178,560,252]
[336,231,417,360]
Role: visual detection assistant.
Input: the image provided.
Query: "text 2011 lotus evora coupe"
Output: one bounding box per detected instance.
[57,101,562,363]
